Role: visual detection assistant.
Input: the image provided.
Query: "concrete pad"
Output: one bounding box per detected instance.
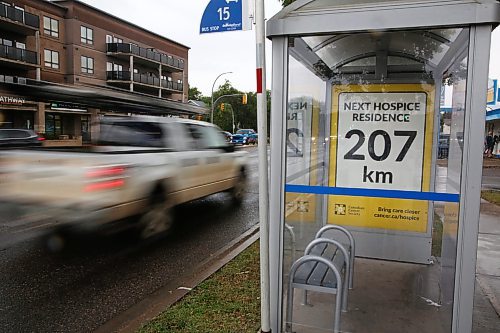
[476,275,500,317]
[478,213,500,236]
[473,279,500,333]
[286,258,451,333]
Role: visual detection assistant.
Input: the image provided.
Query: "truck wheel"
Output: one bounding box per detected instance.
[231,170,247,205]
[139,191,174,239]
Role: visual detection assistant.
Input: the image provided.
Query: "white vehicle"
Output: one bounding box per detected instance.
[0,116,248,244]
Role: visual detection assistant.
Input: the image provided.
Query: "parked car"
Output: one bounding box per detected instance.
[0,128,44,148]
[247,133,258,145]
[231,129,256,145]
[0,116,248,248]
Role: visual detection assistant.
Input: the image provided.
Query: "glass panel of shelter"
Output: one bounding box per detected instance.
[282,27,469,333]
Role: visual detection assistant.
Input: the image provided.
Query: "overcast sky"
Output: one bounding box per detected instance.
[80,0,499,97]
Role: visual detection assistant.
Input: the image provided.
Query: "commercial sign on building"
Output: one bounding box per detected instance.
[487,78,497,105]
[328,84,434,233]
[0,95,25,105]
[50,102,87,112]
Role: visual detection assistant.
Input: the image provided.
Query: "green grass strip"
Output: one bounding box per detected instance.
[481,190,500,206]
[138,241,261,333]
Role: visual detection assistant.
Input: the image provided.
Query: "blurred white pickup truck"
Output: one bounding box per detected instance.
[0,116,248,244]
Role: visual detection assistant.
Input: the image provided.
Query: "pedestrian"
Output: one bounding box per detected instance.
[485,131,495,158]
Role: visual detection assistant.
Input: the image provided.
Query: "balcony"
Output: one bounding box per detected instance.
[161,79,183,92]
[106,43,184,72]
[0,4,39,33]
[106,71,183,93]
[106,70,131,81]
[0,45,38,68]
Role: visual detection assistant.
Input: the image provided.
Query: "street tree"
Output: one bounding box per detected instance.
[280,0,296,7]
[188,86,203,101]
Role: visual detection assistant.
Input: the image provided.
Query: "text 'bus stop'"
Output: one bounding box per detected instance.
[266,1,500,332]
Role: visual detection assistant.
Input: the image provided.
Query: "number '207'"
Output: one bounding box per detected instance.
[344,130,417,162]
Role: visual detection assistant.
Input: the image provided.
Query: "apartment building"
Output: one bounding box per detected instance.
[0,0,192,145]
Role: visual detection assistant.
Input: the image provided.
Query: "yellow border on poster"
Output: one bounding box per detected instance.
[285,99,320,222]
[328,84,435,233]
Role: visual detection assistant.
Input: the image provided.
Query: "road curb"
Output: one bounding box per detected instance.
[94,224,260,333]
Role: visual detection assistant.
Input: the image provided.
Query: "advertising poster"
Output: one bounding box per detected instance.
[285,97,320,222]
[327,84,434,233]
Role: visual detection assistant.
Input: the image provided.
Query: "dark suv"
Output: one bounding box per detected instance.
[0,129,44,148]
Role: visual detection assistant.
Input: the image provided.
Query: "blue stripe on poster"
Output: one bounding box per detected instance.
[285,184,460,203]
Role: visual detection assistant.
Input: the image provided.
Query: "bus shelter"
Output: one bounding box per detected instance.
[266,1,500,332]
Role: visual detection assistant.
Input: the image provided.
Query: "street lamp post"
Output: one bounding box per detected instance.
[212,93,244,133]
[211,71,232,123]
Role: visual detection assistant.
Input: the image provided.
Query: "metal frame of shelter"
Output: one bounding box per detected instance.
[266,1,500,332]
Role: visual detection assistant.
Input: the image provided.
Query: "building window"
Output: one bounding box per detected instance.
[81,55,94,74]
[106,34,123,43]
[45,114,62,140]
[80,26,93,45]
[106,62,123,71]
[44,49,59,69]
[43,16,59,38]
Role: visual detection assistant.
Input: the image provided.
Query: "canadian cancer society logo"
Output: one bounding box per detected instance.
[334,204,346,215]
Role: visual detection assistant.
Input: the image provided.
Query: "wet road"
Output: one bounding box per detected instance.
[0,146,260,333]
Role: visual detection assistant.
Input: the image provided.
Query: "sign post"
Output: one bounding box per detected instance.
[200,1,270,331]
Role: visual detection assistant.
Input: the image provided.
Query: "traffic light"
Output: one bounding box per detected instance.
[220,103,225,111]
[242,93,247,105]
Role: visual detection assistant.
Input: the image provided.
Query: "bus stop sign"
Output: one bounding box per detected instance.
[200,0,251,34]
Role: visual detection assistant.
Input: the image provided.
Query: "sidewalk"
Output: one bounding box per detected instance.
[482,157,500,168]
[437,156,500,168]
[473,199,500,332]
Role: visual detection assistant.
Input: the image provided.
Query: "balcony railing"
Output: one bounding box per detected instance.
[0,45,37,65]
[106,70,131,81]
[106,71,183,92]
[161,80,183,91]
[134,73,160,86]
[106,43,185,70]
[0,4,39,29]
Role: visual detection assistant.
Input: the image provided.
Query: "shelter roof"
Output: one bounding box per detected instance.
[267,0,500,37]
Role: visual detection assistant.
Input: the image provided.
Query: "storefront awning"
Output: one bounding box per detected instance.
[0,79,208,116]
